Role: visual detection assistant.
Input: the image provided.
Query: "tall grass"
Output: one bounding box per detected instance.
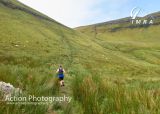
[0,62,60,114]
[71,75,160,114]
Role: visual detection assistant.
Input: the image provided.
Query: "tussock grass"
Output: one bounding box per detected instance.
[71,76,160,114]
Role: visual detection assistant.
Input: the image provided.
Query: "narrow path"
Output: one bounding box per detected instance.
[46,75,72,114]
[47,27,75,114]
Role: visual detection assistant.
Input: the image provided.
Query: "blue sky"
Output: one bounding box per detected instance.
[18,0,160,28]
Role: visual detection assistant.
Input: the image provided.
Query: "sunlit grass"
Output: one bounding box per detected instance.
[0,0,160,114]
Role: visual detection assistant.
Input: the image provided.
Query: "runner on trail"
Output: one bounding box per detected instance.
[56,65,65,86]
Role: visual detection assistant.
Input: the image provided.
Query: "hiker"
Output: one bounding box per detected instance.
[56,65,65,86]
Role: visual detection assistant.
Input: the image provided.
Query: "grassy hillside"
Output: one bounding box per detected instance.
[76,12,160,78]
[0,0,160,114]
[75,12,160,114]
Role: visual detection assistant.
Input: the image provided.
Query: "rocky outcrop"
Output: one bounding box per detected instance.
[0,81,22,98]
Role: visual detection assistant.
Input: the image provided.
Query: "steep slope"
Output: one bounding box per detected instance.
[0,0,106,71]
[0,0,107,113]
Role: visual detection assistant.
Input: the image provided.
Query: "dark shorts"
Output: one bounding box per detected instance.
[58,74,64,81]
[59,77,64,81]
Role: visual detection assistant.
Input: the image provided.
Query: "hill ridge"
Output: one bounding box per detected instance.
[0,0,69,28]
[75,11,160,32]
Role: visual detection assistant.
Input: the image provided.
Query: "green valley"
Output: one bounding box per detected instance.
[0,0,160,114]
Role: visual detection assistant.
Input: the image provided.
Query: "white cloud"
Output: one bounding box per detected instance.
[18,0,131,27]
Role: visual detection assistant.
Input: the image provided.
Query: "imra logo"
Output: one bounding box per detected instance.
[130,7,154,25]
